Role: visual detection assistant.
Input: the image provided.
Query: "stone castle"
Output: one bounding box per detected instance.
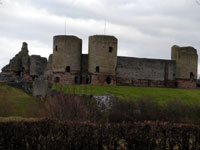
[0,35,198,92]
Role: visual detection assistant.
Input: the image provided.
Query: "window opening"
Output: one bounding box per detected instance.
[86,77,89,84]
[54,77,60,83]
[96,66,100,73]
[32,75,38,81]
[55,45,58,51]
[80,75,82,84]
[106,76,111,84]
[75,76,78,84]
[175,81,178,88]
[66,66,70,72]
[190,72,194,80]
[109,46,113,53]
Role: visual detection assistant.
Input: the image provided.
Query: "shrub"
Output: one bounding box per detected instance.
[45,91,101,121]
[45,91,200,124]
[0,119,199,149]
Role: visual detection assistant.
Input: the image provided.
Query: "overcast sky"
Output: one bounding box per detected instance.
[0,0,200,74]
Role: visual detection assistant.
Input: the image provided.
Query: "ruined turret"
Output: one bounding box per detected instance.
[1,42,48,82]
[2,42,30,76]
[21,42,29,54]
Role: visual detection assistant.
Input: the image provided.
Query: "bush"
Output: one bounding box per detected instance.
[45,91,101,121]
[0,119,199,149]
[45,91,200,124]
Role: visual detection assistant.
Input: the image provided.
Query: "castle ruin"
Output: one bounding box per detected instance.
[0,35,198,92]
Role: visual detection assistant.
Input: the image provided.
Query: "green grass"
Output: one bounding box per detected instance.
[0,117,41,121]
[53,84,200,106]
[1,82,200,118]
[0,83,46,118]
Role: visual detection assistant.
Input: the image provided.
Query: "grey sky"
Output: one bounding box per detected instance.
[0,0,200,75]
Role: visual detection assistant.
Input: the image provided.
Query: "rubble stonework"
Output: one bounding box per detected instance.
[0,35,198,93]
[2,42,30,78]
[0,42,47,87]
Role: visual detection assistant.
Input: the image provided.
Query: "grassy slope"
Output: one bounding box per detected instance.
[0,83,46,117]
[53,84,200,106]
[1,82,200,116]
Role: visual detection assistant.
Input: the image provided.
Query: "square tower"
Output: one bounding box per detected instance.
[171,45,198,88]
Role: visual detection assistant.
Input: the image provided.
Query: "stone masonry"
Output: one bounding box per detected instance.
[0,35,198,90]
[0,42,47,97]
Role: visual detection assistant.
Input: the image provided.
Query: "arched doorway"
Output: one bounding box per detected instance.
[106,76,111,85]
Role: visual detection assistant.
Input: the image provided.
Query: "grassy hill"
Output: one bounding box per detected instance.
[53,84,200,106]
[1,82,200,123]
[0,83,46,118]
[1,82,200,116]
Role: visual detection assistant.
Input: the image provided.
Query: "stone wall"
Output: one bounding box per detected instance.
[176,79,197,89]
[30,55,47,78]
[47,54,53,71]
[81,54,88,74]
[32,79,49,99]
[52,73,80,85]
[116,57,176,87]
[1,36,198,89]
[91,75,116,85]
[45,54,53,81]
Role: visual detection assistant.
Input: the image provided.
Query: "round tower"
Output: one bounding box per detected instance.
[52,35,82,73]
[88,35,117,75]
[88,35,117,85]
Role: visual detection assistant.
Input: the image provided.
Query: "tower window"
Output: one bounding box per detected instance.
[106,76,111,84]
[86,77,89,84]
[80,75,82,84]
[54,77,60,83]
[190,72,194,80]
[86,75,91,84]
[66,66,70,72]
[55,45,58,51]
[96,66,100,72]
[32,75,38,81]
[74,76,78,84]
[175,81,178,88]
[109,46,113,53]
